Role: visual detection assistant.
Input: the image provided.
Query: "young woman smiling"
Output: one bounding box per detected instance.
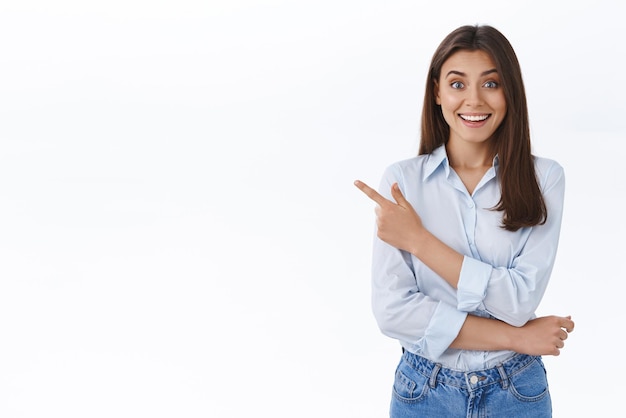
[355,25,574,417]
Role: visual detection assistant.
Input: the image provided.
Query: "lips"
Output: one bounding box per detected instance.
[459,114,490,122]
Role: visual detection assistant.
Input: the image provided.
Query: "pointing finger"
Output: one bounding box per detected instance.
[354,180,389,206]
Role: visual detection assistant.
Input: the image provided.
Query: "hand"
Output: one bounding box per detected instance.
[514,315,575,356]
[354,180,424,254]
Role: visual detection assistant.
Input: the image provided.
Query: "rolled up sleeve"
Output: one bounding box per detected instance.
[371,162,468,360]
[421,301,468,360]
[455,162,565,327]
[456,256,492,312]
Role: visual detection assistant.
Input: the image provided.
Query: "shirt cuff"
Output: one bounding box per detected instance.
[421,302,468,360]
[457,256,492,312]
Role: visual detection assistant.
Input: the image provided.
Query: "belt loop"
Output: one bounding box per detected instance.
[429,363,441,388]
[496,363,508,389]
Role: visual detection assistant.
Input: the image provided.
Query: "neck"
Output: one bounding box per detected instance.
[445,140,494,169]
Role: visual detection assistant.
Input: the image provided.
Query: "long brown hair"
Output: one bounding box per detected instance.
[420,25,546,231]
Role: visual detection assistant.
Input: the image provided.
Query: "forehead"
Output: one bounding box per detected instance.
[441,50,497,76]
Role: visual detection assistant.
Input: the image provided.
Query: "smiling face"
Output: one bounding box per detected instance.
[435,49,507,148]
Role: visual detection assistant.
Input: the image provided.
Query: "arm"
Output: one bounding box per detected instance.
[452,314,574,356]
[368,227,574,358]
[355,179,464,287]
[369,231,468,359]
[367,228,574,358]
[355,162,565,327]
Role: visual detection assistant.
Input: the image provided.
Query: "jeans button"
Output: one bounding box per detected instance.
[469,375,479,384]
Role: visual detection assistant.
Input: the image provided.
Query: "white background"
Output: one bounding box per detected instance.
[1,1,624,417]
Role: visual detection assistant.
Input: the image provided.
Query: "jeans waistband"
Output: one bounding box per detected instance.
[402,350,539,391]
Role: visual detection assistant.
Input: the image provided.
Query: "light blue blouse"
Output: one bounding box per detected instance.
[371,145,565,370]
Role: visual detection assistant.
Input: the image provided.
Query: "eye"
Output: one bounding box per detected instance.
[451,81,464,89]
[483,80,499,88]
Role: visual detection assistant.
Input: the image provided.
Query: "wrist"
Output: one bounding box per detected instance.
[409,226,429,257]
[502,323,520,352]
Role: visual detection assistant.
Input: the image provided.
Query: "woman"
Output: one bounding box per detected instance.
[354,25,574,417]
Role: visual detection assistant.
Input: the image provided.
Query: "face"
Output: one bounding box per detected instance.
[435,49,507,147]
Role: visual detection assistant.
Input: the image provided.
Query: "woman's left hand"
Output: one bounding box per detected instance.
[354,180,424,254]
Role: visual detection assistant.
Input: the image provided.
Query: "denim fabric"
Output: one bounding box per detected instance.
[390,350,552,417]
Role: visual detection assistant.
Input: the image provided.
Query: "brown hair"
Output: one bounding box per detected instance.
[419,24,546,231]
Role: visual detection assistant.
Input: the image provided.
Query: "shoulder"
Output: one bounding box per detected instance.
[533,155,565,191]
[386,155,426,171]
[377,155,430,196]
[384,147,445,177]
[382,155,429,181]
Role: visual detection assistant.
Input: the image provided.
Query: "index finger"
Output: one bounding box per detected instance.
[354,180,389,206]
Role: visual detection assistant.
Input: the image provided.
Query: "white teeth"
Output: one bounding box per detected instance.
[460,114,489,122]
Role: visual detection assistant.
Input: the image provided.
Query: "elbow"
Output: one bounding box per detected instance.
[377,322,398,340]
[372,300,406,339]
[486,275,545,327]
[498,308,535,327]
[377,317,404,339]
[506,317,528,328]
[487,296,537,327]
[373,306,396,336]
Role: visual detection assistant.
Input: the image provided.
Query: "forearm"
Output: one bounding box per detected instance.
[450,314,574,356]
[410,228,463,289]
[449,314,514,351]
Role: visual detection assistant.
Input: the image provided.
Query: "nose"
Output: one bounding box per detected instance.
[465,85,484,106]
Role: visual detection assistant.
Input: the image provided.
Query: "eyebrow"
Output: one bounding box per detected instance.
[445,69,498,78]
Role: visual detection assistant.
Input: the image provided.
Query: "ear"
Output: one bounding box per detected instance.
[433,80,441,105]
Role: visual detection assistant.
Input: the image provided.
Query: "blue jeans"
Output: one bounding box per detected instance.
[390,350,552,418]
